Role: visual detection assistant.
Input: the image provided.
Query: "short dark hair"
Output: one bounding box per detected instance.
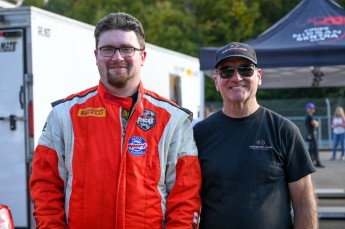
[94,12,145,50]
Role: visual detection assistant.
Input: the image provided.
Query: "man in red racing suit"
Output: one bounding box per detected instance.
[29,12,201,229]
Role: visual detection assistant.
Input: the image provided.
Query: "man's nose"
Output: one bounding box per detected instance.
[230,69,242,81]
[111,49,124,60]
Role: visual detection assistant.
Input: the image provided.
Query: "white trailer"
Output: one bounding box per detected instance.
[0,0,16,8]
[0,6,202,229]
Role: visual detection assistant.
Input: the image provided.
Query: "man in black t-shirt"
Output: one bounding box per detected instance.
[305,102,325,168]
[194,42,318,229]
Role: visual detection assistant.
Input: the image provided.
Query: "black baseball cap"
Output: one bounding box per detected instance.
[215,42,257,68]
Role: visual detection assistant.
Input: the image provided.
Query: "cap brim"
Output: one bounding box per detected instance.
[215,55,257,68]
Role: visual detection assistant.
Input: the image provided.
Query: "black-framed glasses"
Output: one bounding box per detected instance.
[217,65,257,79]
[98,46,143,57]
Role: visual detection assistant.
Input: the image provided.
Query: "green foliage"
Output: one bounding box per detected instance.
[205,75,222,101]
[17,0,345,102]
[250,0,301,36]
[133,0,200,56]
[337,0,345,6]
[19,0,345,56]
[194,0,260,46]
[21,0,45,7]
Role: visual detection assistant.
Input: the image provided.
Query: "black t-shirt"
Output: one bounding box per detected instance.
[193,107,316,229]
[305,113,315,134]
[305,113,318,141]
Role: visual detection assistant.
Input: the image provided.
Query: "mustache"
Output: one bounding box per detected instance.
[109,60,128,68]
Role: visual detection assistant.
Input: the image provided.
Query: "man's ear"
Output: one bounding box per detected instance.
[213,75,220,92]
[257,68,262,86]
[141,50,147,66]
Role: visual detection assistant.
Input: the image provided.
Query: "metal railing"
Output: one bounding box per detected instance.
[287,116,333,150]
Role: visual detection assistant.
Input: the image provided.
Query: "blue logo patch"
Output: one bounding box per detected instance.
[128,136,147,156]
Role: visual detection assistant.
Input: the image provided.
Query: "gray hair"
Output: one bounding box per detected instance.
[94,12,145,50]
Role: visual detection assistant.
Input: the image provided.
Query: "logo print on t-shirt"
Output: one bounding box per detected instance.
[249,139,273,150]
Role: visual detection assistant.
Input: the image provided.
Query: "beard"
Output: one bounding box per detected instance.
[107,71,131,88]
[106,61,133,88]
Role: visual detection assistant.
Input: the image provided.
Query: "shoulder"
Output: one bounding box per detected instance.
[51,85,98,108]
[259,106,285,121]
[194,111,222,133]
[260,107,299,131]
[49,86,99,122]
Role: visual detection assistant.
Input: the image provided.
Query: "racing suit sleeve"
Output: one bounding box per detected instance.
[165,117,202,229]
[29,110,66,229]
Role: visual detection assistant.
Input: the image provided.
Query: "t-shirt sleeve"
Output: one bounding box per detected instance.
[283,121,316,183]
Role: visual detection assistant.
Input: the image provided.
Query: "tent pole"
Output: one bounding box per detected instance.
[325,98,332,149]
[199,71,205,120]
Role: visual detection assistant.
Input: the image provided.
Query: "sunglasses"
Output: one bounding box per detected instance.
[217,65,257,79]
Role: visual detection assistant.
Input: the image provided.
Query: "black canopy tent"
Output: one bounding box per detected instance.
[199,0,345,88]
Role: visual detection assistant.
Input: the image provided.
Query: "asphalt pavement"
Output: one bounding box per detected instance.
[311,151,345,229]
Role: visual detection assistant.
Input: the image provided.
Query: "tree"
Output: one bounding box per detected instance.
[17,0,345,101]
[128,0,200,56]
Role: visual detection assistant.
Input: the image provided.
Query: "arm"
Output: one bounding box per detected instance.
[311,119,319,128]
[165,118,202,229]
[30,146,66,228]
[29,111,66,229]
[288,175,318,229]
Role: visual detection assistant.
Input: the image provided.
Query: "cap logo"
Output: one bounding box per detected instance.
[222,43,248,55]
[215,42,257,68]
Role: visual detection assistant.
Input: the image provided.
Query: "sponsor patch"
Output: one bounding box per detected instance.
[128,136,147,156]
[78,107,106,117]
[137,110,156,131]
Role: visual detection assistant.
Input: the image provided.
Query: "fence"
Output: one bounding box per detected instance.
[207,97,344,150]
[261,97,343,150]
[288,115,332,150]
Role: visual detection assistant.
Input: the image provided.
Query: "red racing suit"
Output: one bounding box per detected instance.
[29,81,202,229]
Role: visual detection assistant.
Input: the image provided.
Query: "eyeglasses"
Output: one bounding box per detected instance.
[217,65,257,79]
[98,46,143,57]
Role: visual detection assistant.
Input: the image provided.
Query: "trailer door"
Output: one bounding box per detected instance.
[0,29,30,228]
[169,75,182,106]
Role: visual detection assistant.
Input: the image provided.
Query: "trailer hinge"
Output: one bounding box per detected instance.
[0,115,25,131]
[25,73,33,84]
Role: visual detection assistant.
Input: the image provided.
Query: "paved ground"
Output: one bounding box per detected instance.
[312,151,345,189]
[311,151,345,229]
